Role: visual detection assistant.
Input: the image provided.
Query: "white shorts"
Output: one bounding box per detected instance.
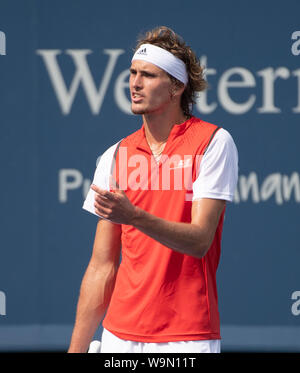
[98,328,220,353]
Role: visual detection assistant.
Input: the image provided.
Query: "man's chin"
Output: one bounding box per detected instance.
[131,106,147,115]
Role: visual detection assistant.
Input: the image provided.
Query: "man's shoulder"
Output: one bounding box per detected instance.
[189,117,237,153]
[181,117,221,150]
[121,126,143,147]
[189,116,220,133]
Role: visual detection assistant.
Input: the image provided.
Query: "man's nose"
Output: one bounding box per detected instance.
[132,73,142,89]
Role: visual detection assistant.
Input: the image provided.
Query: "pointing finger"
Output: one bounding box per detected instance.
[91,184,110,197]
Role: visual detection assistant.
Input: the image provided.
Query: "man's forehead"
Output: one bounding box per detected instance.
[130,60,166,74]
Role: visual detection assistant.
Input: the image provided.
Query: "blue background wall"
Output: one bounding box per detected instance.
[0,0,299,351]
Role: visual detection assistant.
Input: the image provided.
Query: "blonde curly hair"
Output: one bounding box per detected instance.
[135,26,207,117]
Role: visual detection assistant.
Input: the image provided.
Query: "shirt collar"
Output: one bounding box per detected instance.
[134,116,194,153]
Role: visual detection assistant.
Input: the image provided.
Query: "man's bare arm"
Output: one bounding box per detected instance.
[68,219,121,353]
[91,184,225,259]
[130,198,225,258]
[132,198,226,258]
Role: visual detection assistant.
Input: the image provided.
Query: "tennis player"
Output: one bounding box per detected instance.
[68,26,238,353]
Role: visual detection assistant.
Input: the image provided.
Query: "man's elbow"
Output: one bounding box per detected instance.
[187,223,215,259]
[190,239,212,259]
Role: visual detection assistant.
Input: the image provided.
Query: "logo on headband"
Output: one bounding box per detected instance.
[137,47,147,55]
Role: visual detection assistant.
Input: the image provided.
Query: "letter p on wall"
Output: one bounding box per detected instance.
[0,31,6,55]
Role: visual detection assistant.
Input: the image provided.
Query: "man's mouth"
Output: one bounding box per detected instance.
[132,92,144,102]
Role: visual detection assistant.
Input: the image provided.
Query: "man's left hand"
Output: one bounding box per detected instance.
[91,184,137,225]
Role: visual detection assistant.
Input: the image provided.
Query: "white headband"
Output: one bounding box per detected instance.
[132,43,188,85]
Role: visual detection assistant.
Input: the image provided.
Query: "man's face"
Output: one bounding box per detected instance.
[129,60,174,115]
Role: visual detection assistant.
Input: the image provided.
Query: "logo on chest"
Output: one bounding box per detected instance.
[169,158,192,170]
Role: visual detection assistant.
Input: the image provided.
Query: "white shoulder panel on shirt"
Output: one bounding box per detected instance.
[82,141,121,217]
[192,128,239,202]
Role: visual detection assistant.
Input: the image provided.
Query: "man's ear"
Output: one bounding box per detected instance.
[170,81,185,99]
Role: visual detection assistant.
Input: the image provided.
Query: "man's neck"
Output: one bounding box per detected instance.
[142,108,187,146]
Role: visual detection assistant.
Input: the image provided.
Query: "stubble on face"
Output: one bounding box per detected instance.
[130,83,176,116]
[131,105,147,115]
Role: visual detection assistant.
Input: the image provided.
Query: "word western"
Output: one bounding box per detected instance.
[37,49,300,115]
